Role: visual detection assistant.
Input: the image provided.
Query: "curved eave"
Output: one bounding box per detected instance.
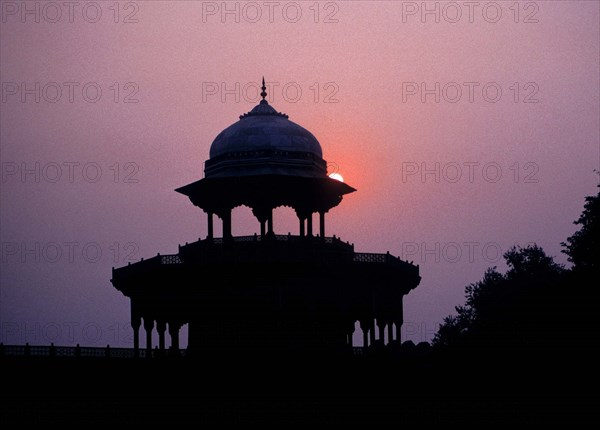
[175,175,356,212]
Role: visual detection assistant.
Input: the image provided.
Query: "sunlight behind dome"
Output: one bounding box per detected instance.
[329,173,344,182]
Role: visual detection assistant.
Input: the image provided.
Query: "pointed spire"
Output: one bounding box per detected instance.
[260,77,267,101]
[239,76,289,119]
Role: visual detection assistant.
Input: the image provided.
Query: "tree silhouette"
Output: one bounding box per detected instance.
[434,185,599,370]
[561,184,599,275]
[432,245,564,350]
[559,184,599,356]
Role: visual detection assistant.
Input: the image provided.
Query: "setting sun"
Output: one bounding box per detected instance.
[329,172,344,182]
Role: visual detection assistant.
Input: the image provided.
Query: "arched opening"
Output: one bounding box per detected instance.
[352,320,363,347]
[231,206,259,237]
[179,323,189,350]
[273,206,299,236]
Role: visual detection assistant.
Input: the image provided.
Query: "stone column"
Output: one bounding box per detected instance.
[131,302,141,358]
[144,317,154,357]
[377,320,385,344]
[394,296,403,344]
[207,212,214,240]
[394,322,402,344]
[252,207,269,238]
[299,217,305,237]
[307,213,313,236]
[157,320,166,354]
[132,323,140,357]
[347,321,355,347]
[267,209,274,235]
[222,209,232,239]
[388,321,394,344]
[169,323,180,354]
[360,320,369,348]
[319,212,325,238]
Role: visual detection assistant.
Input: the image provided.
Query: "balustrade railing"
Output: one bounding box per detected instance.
[1,343,374,359]
[353,253,387,263]
[203,234,348,245]
[115,236,417,273]
[0,344,187,359]
[161,254,182,265]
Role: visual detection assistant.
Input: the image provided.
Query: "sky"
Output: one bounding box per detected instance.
[1,1,598,347]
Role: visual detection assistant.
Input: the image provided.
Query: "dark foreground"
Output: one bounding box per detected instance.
[1,349,596,425]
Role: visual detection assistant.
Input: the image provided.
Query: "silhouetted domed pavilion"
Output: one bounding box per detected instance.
[176,78,355,239]
[111,78,420,358]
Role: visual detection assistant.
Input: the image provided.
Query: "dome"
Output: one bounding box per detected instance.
[209,104,323,159]
[205,87,327,178]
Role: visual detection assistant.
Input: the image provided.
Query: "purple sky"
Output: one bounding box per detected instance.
[1,1,598,347]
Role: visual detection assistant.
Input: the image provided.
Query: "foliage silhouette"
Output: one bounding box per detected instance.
[433,245,565,349]
[562,184,600,275]
[434,185,599,367]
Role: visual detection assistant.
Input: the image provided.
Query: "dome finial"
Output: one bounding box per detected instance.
[239,77,288,119]
[260,77,267,101]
